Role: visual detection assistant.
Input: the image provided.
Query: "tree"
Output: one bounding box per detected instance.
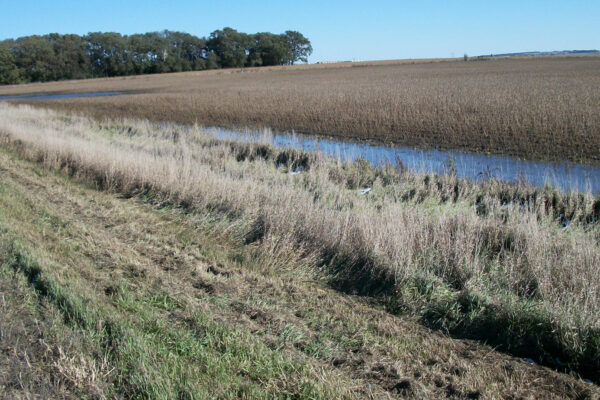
[0,28,312,84]
[86,32,132,77]
[128,32,171,74]
[206,51,219,69]
[247,33,290,66]
[206,27,250,68]
[12,36,57,82]
[0,47,20,84]
[47,33,91,80]
[163,30,207,71]
[283,31,312,64]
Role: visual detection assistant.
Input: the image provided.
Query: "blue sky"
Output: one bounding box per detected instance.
[0,0,598,62]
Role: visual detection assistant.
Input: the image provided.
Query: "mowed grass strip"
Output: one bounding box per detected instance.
[0,139,598,399]
[2,56,600,163]
[0,248,113,399]
[0,158,354,399]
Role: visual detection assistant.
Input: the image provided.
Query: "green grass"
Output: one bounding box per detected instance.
[0,167,348,398]
[0,235,345,399]
[0,109,598,397]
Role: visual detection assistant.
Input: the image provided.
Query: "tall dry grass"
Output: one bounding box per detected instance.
[3,56,600,163]
[0,103,599,377]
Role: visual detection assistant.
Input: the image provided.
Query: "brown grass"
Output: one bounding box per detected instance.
[1,104,599,383]
[1,56,600,163]
[2,143,598,398]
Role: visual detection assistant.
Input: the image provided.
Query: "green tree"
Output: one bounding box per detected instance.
[12,36,55,82]
[206,51,220,69]
[47,33,91,80]
[283,31,312,64]
[86,32,132,77]
[128,32,170,74]
[247,33,290,66]
[1,28,312,83]
[0,47,20,84]
[206,27,250,68]
[163,30,207,71]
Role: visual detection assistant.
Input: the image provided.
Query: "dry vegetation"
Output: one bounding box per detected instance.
[0,104,599,396]
[2,140,597,399]
[1,56,600,163]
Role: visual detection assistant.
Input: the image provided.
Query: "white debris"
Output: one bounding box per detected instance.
[289,166,303,175]
[359,188,372,195]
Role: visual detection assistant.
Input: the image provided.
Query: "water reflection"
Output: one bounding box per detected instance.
[0,91,124,101]
[206,126,600,194]
[2,91,597,193]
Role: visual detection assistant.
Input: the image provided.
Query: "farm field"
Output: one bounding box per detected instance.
[0,104,599,398]
[1,56,600,164]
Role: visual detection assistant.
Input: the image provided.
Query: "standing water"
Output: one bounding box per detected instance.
[0,92,125,101]
[204,126,600,194]
[1,91,598,194]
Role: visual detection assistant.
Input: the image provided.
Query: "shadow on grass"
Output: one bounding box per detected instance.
[322,249,600,384]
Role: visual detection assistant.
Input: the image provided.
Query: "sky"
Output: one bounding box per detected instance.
[0,0,598,62]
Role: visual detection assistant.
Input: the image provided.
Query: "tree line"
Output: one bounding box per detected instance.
[0,28,312,84]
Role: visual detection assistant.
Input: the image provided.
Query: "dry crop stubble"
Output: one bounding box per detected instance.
[1,56,599,163]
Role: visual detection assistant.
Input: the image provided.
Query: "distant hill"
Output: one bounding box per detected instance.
[478,50,600,58]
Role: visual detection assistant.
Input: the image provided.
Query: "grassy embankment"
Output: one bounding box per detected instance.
[0,104,598,398]
[2,56,600,164]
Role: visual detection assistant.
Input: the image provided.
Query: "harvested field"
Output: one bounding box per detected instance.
[1,56,599,163]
